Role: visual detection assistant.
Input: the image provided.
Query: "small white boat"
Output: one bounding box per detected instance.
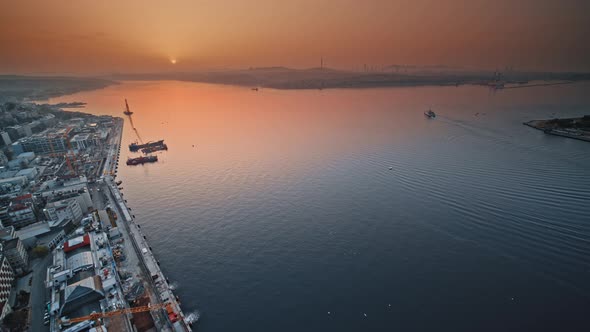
[424,109,436,118]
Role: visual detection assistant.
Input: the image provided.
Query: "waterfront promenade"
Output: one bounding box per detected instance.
[101,118,192,331]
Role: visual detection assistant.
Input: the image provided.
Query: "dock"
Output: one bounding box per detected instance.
[102,118,193,331]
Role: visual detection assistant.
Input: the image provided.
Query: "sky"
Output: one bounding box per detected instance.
[1,0,589,74]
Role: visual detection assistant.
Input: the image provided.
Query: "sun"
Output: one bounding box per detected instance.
[170,58,177,64]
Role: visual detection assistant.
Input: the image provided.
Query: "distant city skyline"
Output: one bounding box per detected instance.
[1,0,589,74]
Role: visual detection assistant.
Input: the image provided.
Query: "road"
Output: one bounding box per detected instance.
[29,255,52,332]
[100,180,172,329]
[93,118,173,330]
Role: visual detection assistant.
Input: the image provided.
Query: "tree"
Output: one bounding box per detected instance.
[5,102,16,111]
[31,245,49,258]
[2,309,28,331]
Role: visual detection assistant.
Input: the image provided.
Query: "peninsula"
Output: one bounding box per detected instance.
[524,116,590,142]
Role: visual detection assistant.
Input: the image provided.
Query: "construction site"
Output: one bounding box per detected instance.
[0,99,189,331]
[43,116,192,332]
[19,118,191,332]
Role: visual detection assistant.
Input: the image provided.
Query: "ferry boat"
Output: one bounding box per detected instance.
[424,109,436,118]
[126,155,158,166]
[142,143,168,154]
[129,140,165,152]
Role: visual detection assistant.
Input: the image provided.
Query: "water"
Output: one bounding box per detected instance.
[49,81,590,331]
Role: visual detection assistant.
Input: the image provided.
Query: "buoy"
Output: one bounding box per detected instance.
[389,167,393,170]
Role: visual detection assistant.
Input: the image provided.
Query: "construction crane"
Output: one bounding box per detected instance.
[131,122,144,145]
[124,99,134,116]
[63,127,78,175]
[47,127,76,175]
[58,302,172,329]
[123,99,144,144]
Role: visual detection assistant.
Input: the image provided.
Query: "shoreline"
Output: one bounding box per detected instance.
[524,117,590,142]
[3,70,589,102]
[0,76,116,102]
[102,118,194,331]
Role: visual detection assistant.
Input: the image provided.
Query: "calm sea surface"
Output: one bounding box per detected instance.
[49,81,590,331]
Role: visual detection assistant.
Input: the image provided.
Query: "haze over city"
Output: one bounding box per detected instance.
[1,0,590,74]
[0,1,589,332]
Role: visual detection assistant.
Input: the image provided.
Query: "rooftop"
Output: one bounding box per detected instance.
[15,221,51,240]
[0,227,15,240]
[16,152,35,159]
[71,133,91,141]
[61,275,104,316]
[3,238,19,249]
[63,234,90,253]
[15,168,36,176]
[66,251,94,272]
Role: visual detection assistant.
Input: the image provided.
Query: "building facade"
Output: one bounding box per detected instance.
[0,132,11,147]
[70,133,92,150]
[0,194,38,229]
[0,151,7,166]
[13,131,67,155]
[0,254,14,320]
[43,198,83,226]
[1,238,28,274]
[0,226,15,241]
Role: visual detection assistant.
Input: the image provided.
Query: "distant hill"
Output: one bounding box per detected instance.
[0,76,115,101]
[109,67,590,90]
[2,68,588,99]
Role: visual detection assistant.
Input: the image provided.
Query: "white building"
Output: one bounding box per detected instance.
[0,194,37,229]
[70,133,92,150]
[15,167,38,181]
[15,222,66,250]
[0,132,11,147]
[21,124,33,137]
[16,152,35,162]
[0,227,15,241]
[43,198,83,226]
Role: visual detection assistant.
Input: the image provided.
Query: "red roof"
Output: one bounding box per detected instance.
[14,193,32,201]
[8,203,29,212]
[63,234,90,253]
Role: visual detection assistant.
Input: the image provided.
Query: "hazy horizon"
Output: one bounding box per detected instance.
[1,0,590,75]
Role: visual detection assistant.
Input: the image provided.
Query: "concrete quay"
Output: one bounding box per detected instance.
[102,118,193,331]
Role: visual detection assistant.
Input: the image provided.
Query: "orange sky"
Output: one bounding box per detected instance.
[1,0,589,74]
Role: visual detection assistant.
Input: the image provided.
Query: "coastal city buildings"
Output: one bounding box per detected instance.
[0,194,37,229]
[1,238,28,275]
[11,129,68,155]
[0,101,192,331]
